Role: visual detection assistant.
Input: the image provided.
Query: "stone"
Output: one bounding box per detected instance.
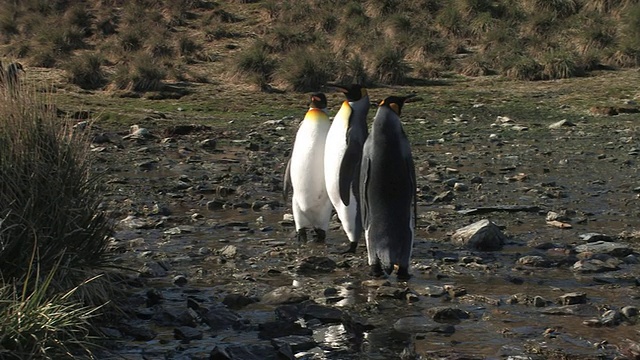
[418,285,446,297]
[174,326,203,342]
[557,292,587,305]
[223,293,258,310]
[258,321,313,340]
[197,304,242,331]
[271,335,316,353]
[516,255,551,267]
[173,275,188,286]
[548,119,576,129]
[427,306,471,324]
[579,233,614,242]
[302,303,344,324]
[574,241,632,257]
[210,344,279,360]
[262,286,309,305]
[296,256,336,274]
[572,259,620,273]
[451,219,506,251]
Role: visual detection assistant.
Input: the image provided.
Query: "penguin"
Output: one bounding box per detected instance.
[324,84,370,253]
[360,95,417,280]
[284,92,333,242]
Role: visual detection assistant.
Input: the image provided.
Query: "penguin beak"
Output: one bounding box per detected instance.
[325,83,348,93]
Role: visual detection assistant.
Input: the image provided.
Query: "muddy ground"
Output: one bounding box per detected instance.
[50,68,640,359]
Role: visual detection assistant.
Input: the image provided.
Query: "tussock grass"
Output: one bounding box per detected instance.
[370,45,411,85]
[65,53,107,90]
[232,40,277,89]
[0,83,116,358]
[277,47,334,92]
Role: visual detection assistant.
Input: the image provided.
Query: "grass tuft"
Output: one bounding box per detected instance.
[65,53,107,90]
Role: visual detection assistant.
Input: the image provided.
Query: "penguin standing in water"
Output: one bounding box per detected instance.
[324,84,370,253]
[284,93,333,242]
[360,95,417,280]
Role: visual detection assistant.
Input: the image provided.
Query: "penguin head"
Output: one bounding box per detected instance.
[327,83,368,102]
[378,94,417,115]
[309,92,327,109]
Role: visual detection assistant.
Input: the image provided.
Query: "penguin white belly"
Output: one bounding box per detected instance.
[290,119,332,230]
[324,112,359,242]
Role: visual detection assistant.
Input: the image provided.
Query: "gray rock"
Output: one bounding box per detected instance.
[376,286,410,299]
[173,275,188,286]
[557,292,587,305]
[210,344,279,360]
[451,219,506,250]
[517,255,551,267]
[622,306,639,319]
[548,119,576,129]
[154,306,198,327]
[174,326,203,341]
[572,258,620,273]
[296,256,336,274]
[198,304,242,331]
[220,245,238,258]
[418,285,446,297]
[223,293,258,310]
[361,279,391,288]
[262,286,310,305]
[433,190,454,203]
[574,241,632,257]
[540,304,598,316]
[579,233,614,242]
[427,306,471,324]
[271,335,316,353]
[393,315,438,333]
[258,320,312,340]
[533,296,548,307]
[302,303,344,324]
[119,323,157,341]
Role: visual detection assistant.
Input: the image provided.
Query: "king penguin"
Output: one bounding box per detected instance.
[324,84,370,253]
[360,95,417,280]
[284,93,333,242]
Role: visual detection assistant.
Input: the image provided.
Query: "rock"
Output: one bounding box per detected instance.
[296,256,336,274]
[302,303,344,324]
[173,275,188,286]
[139,262,169,278]
[376,286,409,299]
[433,190,454,203]
[199,138,217,149]
[574,241,632,257]
[197,303,242,331]
[540,304,598,316]
[361,279,391,288]
[153,306,198,327]
[427,306,471,324]
[451,219,506,250]
[548,119,576,129]
[418,285,446,297]
[118,323,157,341]
[262,286,309,305]
[271,335,316,353]
[174,326,203,342]
[533,296,548,307]
[223,293,258,310]
[622,306,639,319]
[557,292,587,305]
[453,182,469,191]
[393,315,455,335]
[210,344,279,360]
[258,321,312,340]
[572,258,620,273]
[207,199,226,210]
[579,233,614,242]
[516,255,551,267]
[220,245,238,258]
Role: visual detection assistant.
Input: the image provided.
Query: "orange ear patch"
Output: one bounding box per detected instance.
[390,103,400,114]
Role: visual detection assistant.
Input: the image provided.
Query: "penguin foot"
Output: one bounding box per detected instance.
[370,263,385,278]
[312,228,326,243]
[340,242,358,254]
[397,267,412,281]
[296,229,308,243]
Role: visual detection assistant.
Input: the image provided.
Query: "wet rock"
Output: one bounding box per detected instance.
[540,304,598,316]
[433,190,454,203]
[427,306,471,324]
[223,293,258,310]
[173,275,188,286]
[139,261,169,278]
[548,119,576,129]
[572,258,620,273]
[453,182,469,191]
[444,285,467,297]
[220,245,238,258]
[507,293,535,305]
[574,241,632,257]
[174,326,203,342]
[153,306,198,327]
[197,303,242,331]
[210,344,279,360]
[199,138,217,149]
[393,315,455,335]
[302,303,344,324]
[376,286,410,299]
[118,323,157,341]
[271,335,316,353]
[533,296,548,307]
[417,285,446,297]
[579,233,614,242]
[118,215,155,230]
[516,255,552,267]
[361,279,391,288]
[262,286,310,305]
[146,288,163,306]
[296,256,336,274]
[557,292,587,305]
[207,199,227,210]
[451,219,505,250]
[622,305,639,319]
[258,321,313,340]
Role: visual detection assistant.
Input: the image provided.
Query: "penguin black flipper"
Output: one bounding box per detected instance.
[360,157,371,229]
[338,136,362,206]
[283,157,292,201]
